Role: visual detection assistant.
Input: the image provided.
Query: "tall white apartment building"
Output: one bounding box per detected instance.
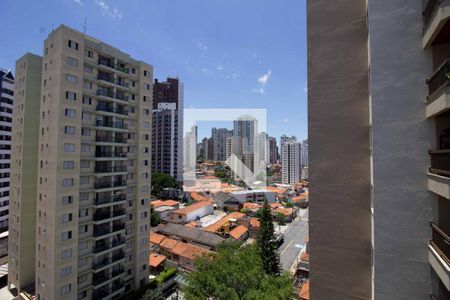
[281,140,301,184]
[212,128,232,161]
[0,69,14,230]
[8,25,152,300]
[301,139,308,167]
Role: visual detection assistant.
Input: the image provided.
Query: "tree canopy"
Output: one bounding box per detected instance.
[183,242,292,300]
[258,199,281,276]
[151,172,177,196]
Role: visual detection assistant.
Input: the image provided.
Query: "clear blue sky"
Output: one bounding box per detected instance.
[0,0,307,142]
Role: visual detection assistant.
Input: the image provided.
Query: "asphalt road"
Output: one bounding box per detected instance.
[279,208,309,272]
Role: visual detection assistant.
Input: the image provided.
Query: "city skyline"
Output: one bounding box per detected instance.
[0,0,307,141]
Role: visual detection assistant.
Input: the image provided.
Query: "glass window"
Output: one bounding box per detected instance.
[64,143,75,152]
[63,178,74,187]
[84,65,93,74]
[64,109,76,118]
[61,248,72,259]
[61,231,72,241]
[66,74,77,84]
[62,196,73,205]
[63,161,74,169]
[68,40,78,49]
[60,284,71,295]
[61,213,72,223]
[67,57,78,67]
[61,266,72,277]
[66,91,76,101]
[64,126,76,135]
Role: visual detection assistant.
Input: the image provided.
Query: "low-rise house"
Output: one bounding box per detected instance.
[149,253,166,274]
[229,225,249,241]
[170,201,214,223]
[171,241,211,272]
[230,190,276,204]
[156,223,225,250]
[299,281,310,300]
[151,200,181,219]
[212,191,234,209]
[237,217,260,238]
[203,212,246,235]
[222,199,241,212]
[274,206,296,222]
[190,191,214,203]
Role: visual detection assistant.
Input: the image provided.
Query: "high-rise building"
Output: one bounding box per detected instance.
[301,139,308,167]
[308,1,447,299]
[152,77,183,181]
[211,128,232,161]
[8,53,42,294]
[0,68,14,231]
[281,140,301,185]
[233,115,257,154]
[8,25,152,300]
[268,136,278,165]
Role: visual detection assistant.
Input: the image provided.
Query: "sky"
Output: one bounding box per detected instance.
[0,0,307,143]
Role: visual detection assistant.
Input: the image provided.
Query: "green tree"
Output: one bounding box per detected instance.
[151,172,177,196]
[150,206,160,227]
[183,242,292,300]
[258,199,281,276]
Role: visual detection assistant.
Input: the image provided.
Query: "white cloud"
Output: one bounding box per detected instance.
[303,82,308,93]
[95,0,122,19]
[283,118,289,123]
[252,87,266,95]
[201,68,208,74]
[197,42,208,51]
[258,70,272,85]
[72,0,83,5]
[216,64,224,71]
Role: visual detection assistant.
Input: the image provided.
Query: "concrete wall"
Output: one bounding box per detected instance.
[368,1,434,299]
[307,1,372,299]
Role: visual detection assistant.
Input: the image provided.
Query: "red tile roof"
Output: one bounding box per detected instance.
[149,253,166,267]
[204,212,245,233]
[190,192,214,203]
[249,218,260,229]
[171,242,211,260]
[149,233,167,245]
[159,237,178,250]
[243,202,262,210]
[299,281,310,300]
[151,200,180,208]
[229,225,248,240]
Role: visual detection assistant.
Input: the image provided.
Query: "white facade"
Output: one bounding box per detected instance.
[171,202,214,222]
[230,190,276,204]
[0,69,13,231]
[301,139,308,167]
[282,141,301,184]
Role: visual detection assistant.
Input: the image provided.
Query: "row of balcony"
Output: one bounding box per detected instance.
[92,250,126,270]
[93,223,126,238]
[95,151,127,158]
[98,58,130,74]
[95,120,127,129]
[95,136,127,144]
[95,165,127,173]
[97,74,129,88]
[96,89,129,102]
[94,194,126,205]
[93,208,126,221]
[96,104,128,116]
[93,180,126,190]
[93,237,126,253]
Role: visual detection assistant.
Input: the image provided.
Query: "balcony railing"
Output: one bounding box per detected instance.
[94,180,127,189]
[111,266,125,278]
[96,105,128,115]
[112,237,126,247]
[429,149,450,176]
[92,289,109,298]
[95,166,127,173]
[113,223,126,232]
[423,0,440,30]
[430,222,450,266]
[93,211,111,221]
[98,59,130,74]
[97,75,129,88]
[95,136,127,144]
[93,226,112,237]
[113,208,126,217]
[92,274,110,286]
[97,89,129,101]
[94,194,126,205]
[95,120,127,129]
[92,258,110,270]
[112,250,125,262]
[95,151,127,158]
[427,59,450,99]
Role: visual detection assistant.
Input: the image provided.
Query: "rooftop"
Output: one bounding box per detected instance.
[156,223,225,248]
[230,189,276,195]
[229,225,249,240]
[151,199,180,208]
[204,212,245,233]
[171,241,211,260]
[149,253,166,268]
[172,201,212,215]
[149,232,167,245]
[299,281,310,300]
[190,192,214,203]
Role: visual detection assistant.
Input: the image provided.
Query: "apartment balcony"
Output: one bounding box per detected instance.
[92,274,110,287]
[426,60,450,117]
[93,237,125,254]
[111,266,125,278]
[92,288,109,299]
[429,222,450,291]
[98,59,130,74]
[428,150,450,198]
[94,194,126,205]
[113,208,126,217]
[93,211,111,222]
[95,165,127,174]
[95,136,127,144]
[95,151,127,159]
[92,257,110,270]
[97,74,129,89]
[95,120,128,130]
[93,226,112,237]
[111,250,125,262]
[423,0,450,47]
[96,89,129,102]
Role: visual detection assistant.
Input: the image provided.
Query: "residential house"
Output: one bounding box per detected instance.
[170,201,214,223]
[229,225,249,241]
[149,253,166,274]
[156,223,225,250]
[203,212,246,235]
[230,190,276,204]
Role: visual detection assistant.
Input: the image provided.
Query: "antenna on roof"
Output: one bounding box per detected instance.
[82,17,87,34]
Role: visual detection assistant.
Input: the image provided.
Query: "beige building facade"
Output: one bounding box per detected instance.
[8,25,152,300]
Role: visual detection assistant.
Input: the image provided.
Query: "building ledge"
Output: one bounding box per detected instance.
[423,1,450,48]
[429,244,450,291]
[426,85,450,118]
[428,173,450,199]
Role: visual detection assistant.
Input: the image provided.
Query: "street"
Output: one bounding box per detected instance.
[279,208,309,272]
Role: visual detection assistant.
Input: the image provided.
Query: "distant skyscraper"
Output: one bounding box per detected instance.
[268,136,278,164]
[0,68,14,231]
[152,77,183,180]
[184,125,197,173]
[301,139,308,167]
[281,140,301,184]
[233,115,257,154]
[280,135,297,166]
[212,128,232,161]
